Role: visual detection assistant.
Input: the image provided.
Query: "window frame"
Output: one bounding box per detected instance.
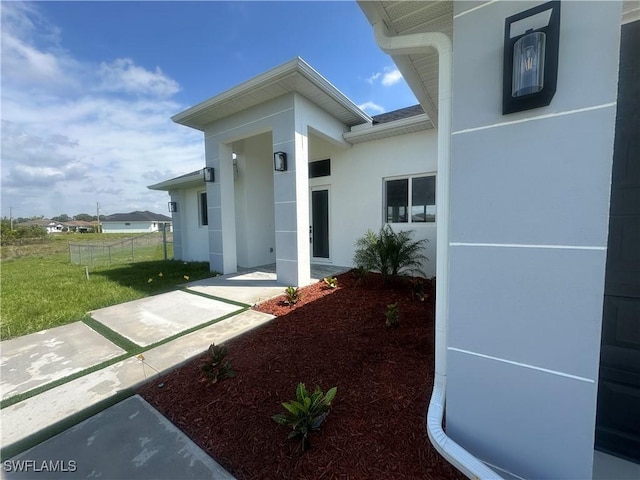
[198,191,208,227]
[383,173,436,224]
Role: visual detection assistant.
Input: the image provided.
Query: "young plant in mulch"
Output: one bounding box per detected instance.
[200,343,236,384]
[323,276,338,289]
[410,277,427,302]
[385,302,400,327]
[282,286,301,306]
[272,383,337,452]
[353,225,428,285]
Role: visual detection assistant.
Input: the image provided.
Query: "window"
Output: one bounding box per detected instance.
[125,222,131,226]
[199,192,208,226]
[309,159,331,178]
[385,175,435,223]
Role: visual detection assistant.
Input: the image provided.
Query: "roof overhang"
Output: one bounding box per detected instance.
[358,1,453,129]
[344,113,433,144]
[172,57,372,131]
[148,170,204,191]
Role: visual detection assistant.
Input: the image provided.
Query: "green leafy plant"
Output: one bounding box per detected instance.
[323,276,338,289]
[385,303,400,327]
[353,225,428,285]
[351,266,368,285]
[283,286,301,306]
[200,343,236,384]
[272,383,337,451]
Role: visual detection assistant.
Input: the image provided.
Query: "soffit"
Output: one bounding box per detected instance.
[172,57,372,131]
[359,1,453,126]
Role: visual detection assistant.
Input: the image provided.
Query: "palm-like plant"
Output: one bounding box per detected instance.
[353,225,427,285]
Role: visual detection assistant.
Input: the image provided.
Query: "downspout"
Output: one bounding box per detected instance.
[373,22,501,480]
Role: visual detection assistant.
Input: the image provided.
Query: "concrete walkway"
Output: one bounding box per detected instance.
[0,264,347,478]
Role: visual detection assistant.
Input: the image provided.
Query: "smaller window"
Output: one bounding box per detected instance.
[199,192,208,226]
[309,159,331,178]
[125,222,131,226]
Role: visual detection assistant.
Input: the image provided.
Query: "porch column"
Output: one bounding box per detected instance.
[273,119,311,286]
[218,143,237,275]
[205,139,237,275]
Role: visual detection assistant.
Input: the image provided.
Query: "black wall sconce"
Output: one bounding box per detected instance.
[274,151,287,172]
[203,167,215,182]
[503,1,560,115]
[168,201,178,213]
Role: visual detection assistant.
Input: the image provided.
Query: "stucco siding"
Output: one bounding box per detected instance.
[448,1,622,478]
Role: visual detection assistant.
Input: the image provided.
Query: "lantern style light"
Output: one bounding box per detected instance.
[168,201,178,213]
[503,1,560,115]
[274,151,287,172]
[203,167,215,182]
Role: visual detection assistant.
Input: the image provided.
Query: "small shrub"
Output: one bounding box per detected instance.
[351,266,368,285]
[353,225,427,285]
[283,286,301,306]
[385,303,400,327]
[410,277,427,302]
[272,383,337,451]
[323,276,337,289]
[201,343,236,384]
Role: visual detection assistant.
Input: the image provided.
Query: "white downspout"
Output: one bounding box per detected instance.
[373,22,501,480]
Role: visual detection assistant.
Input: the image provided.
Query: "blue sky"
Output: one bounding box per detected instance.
[1,1,418,219]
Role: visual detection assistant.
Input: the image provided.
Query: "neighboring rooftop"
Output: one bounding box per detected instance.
[103,211,171,222]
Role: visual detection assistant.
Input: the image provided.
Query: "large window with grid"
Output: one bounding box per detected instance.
[385,175,435,223]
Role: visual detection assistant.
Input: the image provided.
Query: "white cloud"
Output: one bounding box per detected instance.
[96,58,180,97]
[0,3,202,218]
[366,72,381,84]
[365,66,404,87]
[358,101,385,114]
[381,67,403,86]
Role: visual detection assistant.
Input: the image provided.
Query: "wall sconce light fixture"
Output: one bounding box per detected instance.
[503,1,560,115]
[203,167,215,182]
[274,151,287,172]
[233,153,238,181]
[168,201,178,213]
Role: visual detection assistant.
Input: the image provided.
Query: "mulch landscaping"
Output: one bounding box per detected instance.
[138,271,465,480]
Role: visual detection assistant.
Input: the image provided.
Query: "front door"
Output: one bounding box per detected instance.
[311,188,329,259]
[595,20,640,463]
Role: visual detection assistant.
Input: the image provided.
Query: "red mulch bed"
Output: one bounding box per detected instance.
[138,272,464,480]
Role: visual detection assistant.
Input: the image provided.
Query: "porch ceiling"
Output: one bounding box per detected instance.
[173,57,372,131]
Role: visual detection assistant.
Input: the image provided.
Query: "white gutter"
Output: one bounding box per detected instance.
[373,22,502,480]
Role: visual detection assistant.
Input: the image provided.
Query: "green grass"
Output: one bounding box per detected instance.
[0,234,217,339]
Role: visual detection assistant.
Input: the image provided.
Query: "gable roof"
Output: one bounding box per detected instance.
[172,57,372,131]
[102,211,171,222]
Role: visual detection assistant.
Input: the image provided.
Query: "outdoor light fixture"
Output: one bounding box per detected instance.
[203,167,215,182]
[233,153,238,181]
[503,1,560,114]
[274,151,287,172]
[168,201,177,213]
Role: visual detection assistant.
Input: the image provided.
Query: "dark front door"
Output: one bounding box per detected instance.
[311,189,329,258]
[596,20,640,463]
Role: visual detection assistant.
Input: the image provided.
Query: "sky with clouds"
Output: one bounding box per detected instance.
[1,1,418,219]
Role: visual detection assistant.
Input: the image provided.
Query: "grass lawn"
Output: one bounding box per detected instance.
[0,233,217,339]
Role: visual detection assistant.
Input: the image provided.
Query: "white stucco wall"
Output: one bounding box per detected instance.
[234,133,277,268]
[101,221,161,233]
[447,2,622,478]
[309,128,438,277]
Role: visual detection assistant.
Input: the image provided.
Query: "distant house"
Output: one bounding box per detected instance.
[101,211,171,234]
[65,220,97,233]
[20,219,66,234]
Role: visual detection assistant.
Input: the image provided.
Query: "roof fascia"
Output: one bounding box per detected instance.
[343,113,433,144]
[172,57,371,130]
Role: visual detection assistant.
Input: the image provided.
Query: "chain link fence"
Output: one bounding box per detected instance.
[69,229,173,266]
